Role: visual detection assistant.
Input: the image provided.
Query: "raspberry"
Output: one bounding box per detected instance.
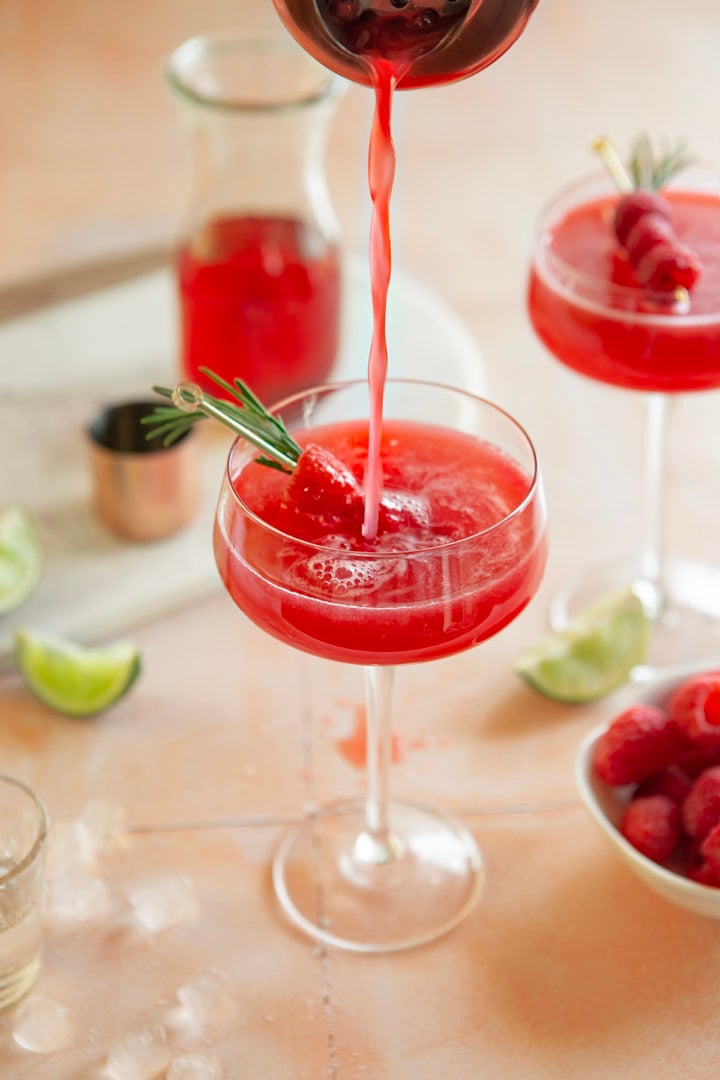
[635,764,692,804]
[624,213,674,262]
[636,240,703,292]
[593,704,681,785]
[612,188,702,294]
[669,671,720,756]
[700,820,720,882]
[687,860,720,887]
[620,794,681,863]
[613,190,670,246]
[682,766,720,842]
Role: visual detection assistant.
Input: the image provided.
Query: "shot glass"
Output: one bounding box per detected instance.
[0,776,47,1009]
[87,400,198,542]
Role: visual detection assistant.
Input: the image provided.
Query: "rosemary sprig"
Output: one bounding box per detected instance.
[593,133,693,192]
[142,367,302,471]
[629,134,693,190]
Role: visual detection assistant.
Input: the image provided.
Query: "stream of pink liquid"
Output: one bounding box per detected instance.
[363,60,406,540]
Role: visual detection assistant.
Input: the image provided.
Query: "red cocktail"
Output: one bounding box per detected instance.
[528,162,720,673]
[528,176,720,393]
[164,0,546,954]
[213,380,547,951]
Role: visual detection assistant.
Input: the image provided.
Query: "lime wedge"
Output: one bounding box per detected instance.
[514,588,652,703]
[14,630,141,717]
[0,507,43,614]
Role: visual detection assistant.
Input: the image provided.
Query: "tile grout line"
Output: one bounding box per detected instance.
[124,798,582,838]
[294,657,340,1080]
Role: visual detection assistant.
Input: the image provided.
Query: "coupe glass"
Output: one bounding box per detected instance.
[528,164,720,678]
[213,379,546,952]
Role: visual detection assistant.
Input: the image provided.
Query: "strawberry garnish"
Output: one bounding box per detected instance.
[282,445,433,536]
[594,134,703,296]
[282,443,363,521]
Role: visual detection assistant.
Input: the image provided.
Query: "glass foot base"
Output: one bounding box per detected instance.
[550,557,720,681]
[272,800,483,953]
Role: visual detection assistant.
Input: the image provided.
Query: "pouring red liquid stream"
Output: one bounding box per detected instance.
[272,0,540,538]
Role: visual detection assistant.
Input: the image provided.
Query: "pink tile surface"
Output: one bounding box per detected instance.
[2,594,720,1077]
[3,0,720,1075]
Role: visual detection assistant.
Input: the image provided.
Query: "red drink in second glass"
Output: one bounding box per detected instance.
[176,215,342,404]
[214,416,546,667]
[528,183,720,393]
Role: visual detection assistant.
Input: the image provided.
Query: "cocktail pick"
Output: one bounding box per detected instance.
[143,369,302,471]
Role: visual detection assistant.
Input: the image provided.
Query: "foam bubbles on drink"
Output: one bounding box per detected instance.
[13,995,75,1053]
[306,550,392,595]
[106,1024,170,1080]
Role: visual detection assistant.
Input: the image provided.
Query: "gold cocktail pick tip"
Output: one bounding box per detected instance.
[171,382,204,413]
[673,286,690,309]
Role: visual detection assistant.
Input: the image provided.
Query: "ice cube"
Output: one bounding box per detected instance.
[46,871,112,921]
[78,800,127,855]
[168,1054,223,1080]
[46,803,126,879]
[128,875,198,932]
[177,970,235,1026]
[13,995,75,1053]
[45,820,96,877]
[106,1024,169,1080]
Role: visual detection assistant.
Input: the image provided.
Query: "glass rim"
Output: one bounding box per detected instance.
[532,163,720,319]
[0,775,47,884]
[223,377,542,558]
[165,29,346,115]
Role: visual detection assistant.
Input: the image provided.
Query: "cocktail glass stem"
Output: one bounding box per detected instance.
[353,665,403,866]
[637,392,672,618]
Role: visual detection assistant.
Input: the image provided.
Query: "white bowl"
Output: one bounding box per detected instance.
[575,671,720,919]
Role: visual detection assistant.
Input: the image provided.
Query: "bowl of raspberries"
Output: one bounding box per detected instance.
[575,668,720,917]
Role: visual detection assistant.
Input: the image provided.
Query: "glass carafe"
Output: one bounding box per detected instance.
[166,27,346,404]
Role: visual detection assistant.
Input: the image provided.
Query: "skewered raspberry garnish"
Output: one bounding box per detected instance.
[613,189,670,247]
[593,134,703,296]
